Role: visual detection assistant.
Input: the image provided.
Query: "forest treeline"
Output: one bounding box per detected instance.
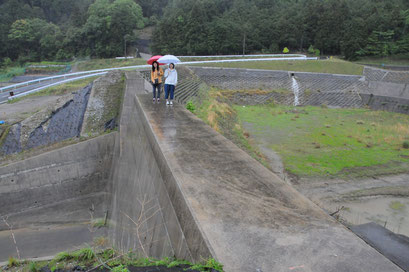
[0,0,166,64]
[1,0,409,66]
[153,0,409,60]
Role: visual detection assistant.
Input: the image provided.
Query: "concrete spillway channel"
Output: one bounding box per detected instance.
[0,71,405,271]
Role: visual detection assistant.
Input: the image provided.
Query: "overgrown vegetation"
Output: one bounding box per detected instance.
[233,103,409,178]
[0,66,25,82]
[193,59,364,75]
[73,58,146,71]
[190,86,270,168]
[3,248,224,272]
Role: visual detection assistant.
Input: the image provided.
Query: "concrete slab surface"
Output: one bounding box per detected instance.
[136,92,402,272]
[351,222,409,271]
[0,224,106,262]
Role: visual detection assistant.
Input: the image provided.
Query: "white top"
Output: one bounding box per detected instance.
[164,68,178,85]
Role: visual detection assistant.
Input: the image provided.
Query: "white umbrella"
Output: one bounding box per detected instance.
[157,55,181,64]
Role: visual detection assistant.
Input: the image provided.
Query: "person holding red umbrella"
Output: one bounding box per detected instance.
[150,61,164,103]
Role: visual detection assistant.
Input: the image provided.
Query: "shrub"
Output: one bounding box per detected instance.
[111,265,129,272]
[403,141,409,149]
[308,45,315,55]
[54,251,73,262]
[186,100,196,113]
[73,247,95,261]
[283,47,289,53]
[8,257,19,267]
[29,262,38,272]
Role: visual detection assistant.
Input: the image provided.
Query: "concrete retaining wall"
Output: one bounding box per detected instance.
[190,67,366,108]
[190,67,409,113]
[108,72,195,261]
[0,133,115,231]
[361,93,409,114]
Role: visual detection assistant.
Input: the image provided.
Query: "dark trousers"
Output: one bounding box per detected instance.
[152,83,161,98]
[164,84,175,100]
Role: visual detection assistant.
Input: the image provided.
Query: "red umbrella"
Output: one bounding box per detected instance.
[147,55,165,65]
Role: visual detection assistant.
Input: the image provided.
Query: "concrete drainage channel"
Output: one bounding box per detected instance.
[0,71,125,264]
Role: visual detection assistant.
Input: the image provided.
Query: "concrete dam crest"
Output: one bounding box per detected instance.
[0,71,404,271]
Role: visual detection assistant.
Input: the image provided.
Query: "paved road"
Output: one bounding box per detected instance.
[0,78,72,103]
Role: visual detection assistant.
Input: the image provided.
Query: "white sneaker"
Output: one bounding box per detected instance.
[166,101,170,105]
[153,98,156,103]
[157,98,160,103]
[170,101,173,105]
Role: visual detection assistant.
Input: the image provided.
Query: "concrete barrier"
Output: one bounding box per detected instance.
[108,72,196,260]
[0,133,115,231]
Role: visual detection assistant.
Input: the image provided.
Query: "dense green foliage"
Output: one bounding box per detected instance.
[152,0,409,60]
[0,0,157,64]
[1,0,409,65]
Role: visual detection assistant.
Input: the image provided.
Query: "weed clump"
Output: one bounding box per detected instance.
[54,251,73,262]
[8,257,19,267]
[186,100,196,113]
[403,141,409,149]
[356,120,364,125]
[74,247,95,261]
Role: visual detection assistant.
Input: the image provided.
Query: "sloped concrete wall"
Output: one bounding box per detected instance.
[0,133,115,231]
[109,72,402,272]
[108,72,194,260]
[363,67,409,99]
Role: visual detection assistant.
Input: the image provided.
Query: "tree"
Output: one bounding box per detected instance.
[283,47,289,54]
[82,0,144,57]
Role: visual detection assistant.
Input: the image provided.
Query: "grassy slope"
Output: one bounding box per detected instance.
[234,104,409,178]
[355,54,409,66]
[73,58,146,71]
[190,87,270,168]
[0,66,26,82]
[193,59,364,75]
[8,76,98,104]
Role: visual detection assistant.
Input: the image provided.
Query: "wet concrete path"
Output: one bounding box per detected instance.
[136,90,403,272]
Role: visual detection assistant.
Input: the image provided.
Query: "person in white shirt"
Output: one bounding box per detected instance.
[164,63,178,105]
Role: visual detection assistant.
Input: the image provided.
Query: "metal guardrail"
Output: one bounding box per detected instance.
[7,72,107,101]
[178,54,307,58]
[1,55,318,102]
[0,65,151,93]
[0,55,313,93]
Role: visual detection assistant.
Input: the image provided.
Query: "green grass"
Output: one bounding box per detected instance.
[0,66,26,82]
[234,103,409,178]
[5,248,224,272]
[192,86,270,168]
[27,61,69,66]
[389,201,405,211]
[355,54,409,66]
[8,76,99,104]
[74,57,146,71]
[193,59,364,75]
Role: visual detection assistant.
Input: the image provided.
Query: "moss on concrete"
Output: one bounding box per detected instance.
[81,71,125,136]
